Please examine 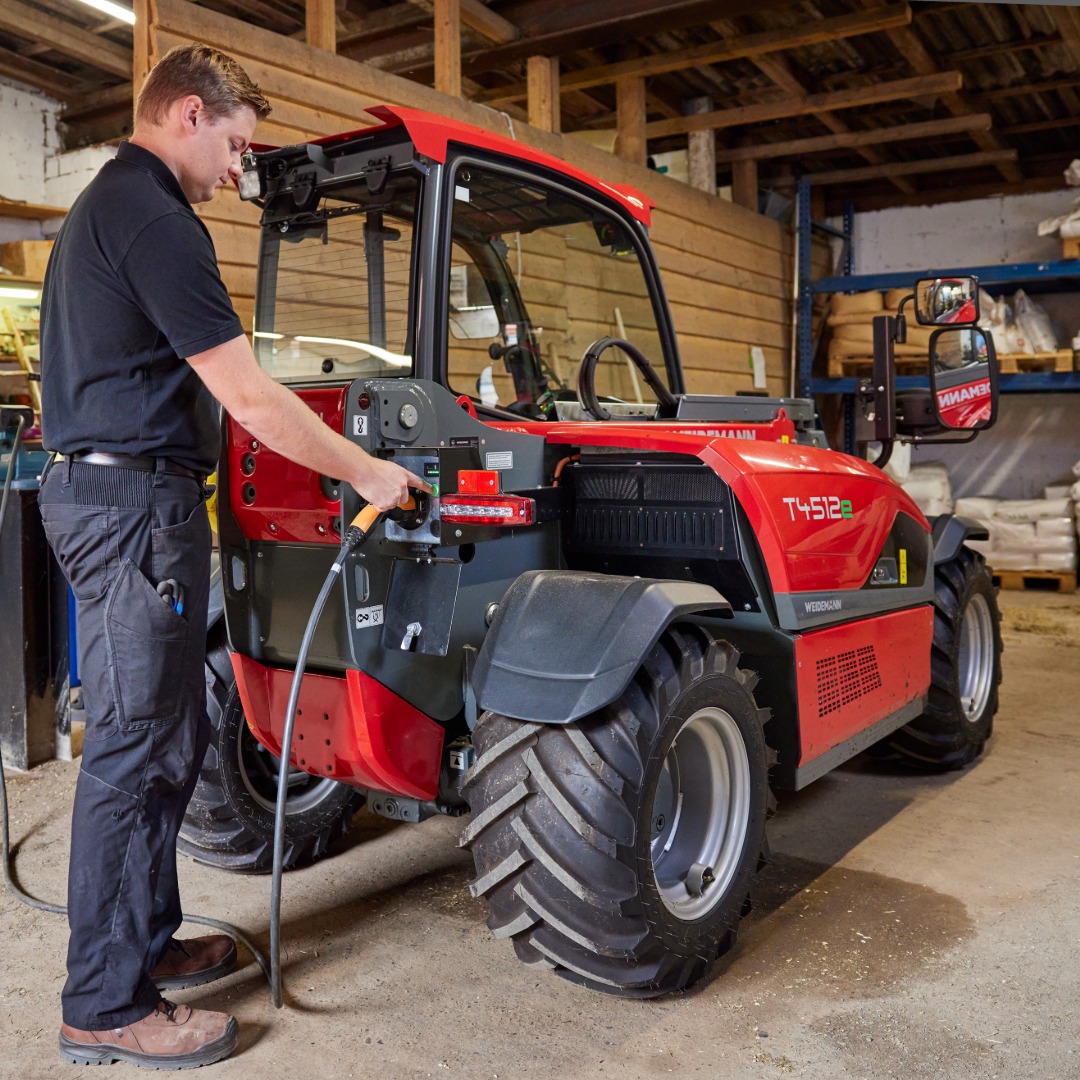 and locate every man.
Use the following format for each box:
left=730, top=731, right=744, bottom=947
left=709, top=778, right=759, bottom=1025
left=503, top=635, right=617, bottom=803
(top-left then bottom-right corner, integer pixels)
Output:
left=38, top=43, right=428, bottom=1069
